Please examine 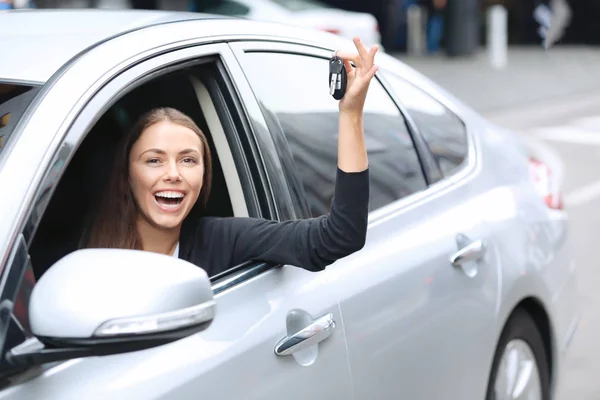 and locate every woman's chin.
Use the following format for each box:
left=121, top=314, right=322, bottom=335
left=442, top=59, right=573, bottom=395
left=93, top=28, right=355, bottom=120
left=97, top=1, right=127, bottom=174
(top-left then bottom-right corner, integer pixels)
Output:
left=148, top=215, right=185, bottom=231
